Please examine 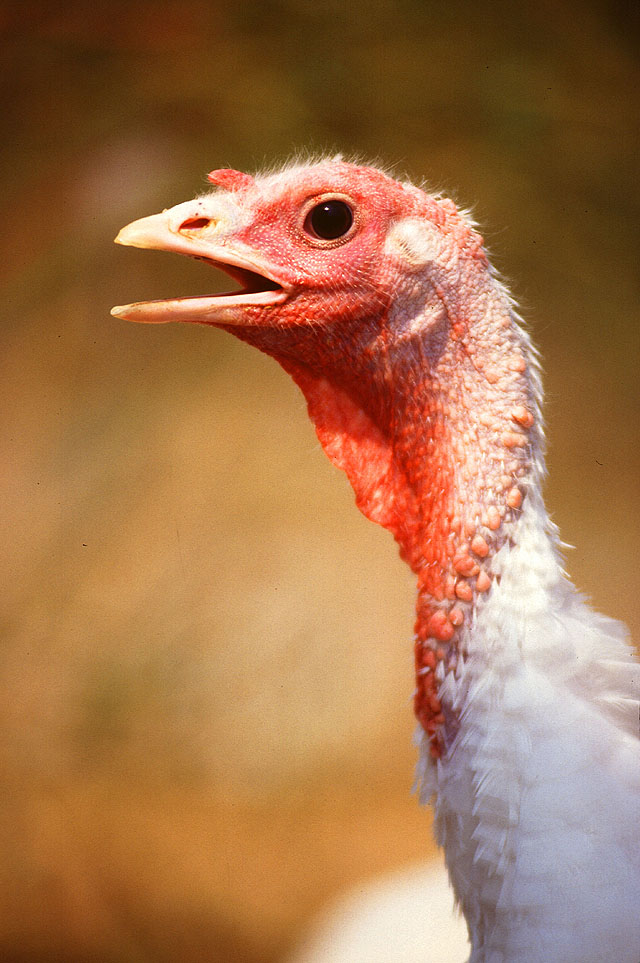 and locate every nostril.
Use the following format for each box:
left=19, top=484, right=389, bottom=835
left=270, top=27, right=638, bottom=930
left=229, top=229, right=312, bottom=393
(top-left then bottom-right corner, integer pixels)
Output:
left=179, top=216, right=211, bottom=232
